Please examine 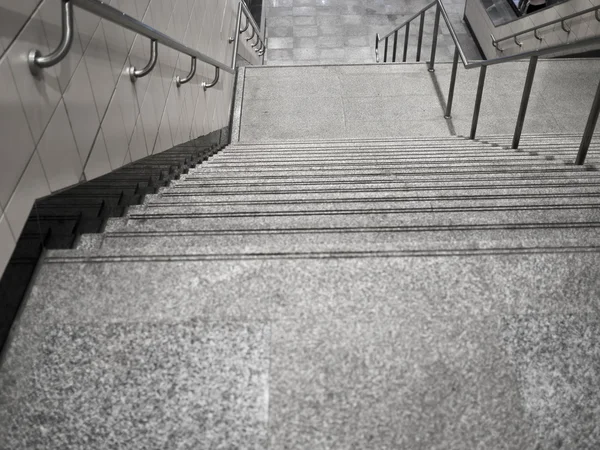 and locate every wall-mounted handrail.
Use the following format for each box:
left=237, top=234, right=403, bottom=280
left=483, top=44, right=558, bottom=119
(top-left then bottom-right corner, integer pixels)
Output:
left=70, top=0, right=235, bottom=74
left=239, top=1, right=265, bottom=49
left=493, top=3, right=600, bottom=48
left=376, top=0, right=600, bottom=164
left=29, top=0, right=268, bottom=89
